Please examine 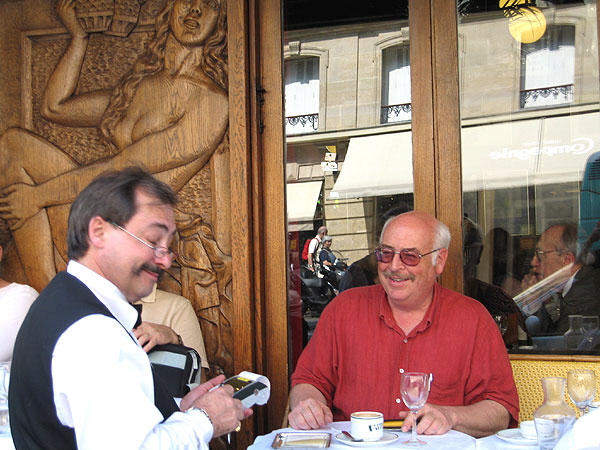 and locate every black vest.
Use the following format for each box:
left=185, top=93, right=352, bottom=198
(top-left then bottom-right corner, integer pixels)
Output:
left=9, top=272, right=179, bottom=450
